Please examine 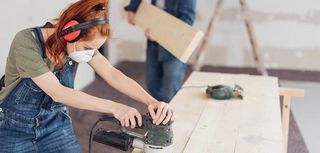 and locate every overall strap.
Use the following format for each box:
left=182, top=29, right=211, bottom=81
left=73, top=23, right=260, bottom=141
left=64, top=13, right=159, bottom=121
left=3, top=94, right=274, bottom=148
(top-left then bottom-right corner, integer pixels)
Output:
left=32, top=27, right=47, bottom=59
left=0, top=75, right=4, bottom=90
